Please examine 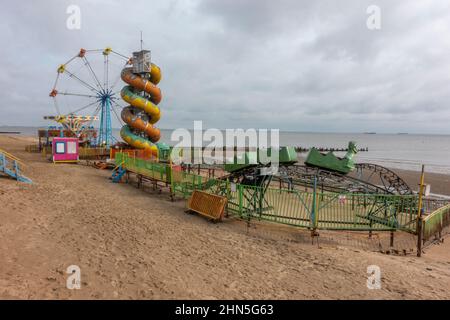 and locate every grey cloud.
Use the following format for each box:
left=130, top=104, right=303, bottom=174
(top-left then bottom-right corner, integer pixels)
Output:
left=0, top=0, right=449, bottom=134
